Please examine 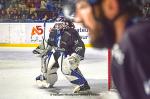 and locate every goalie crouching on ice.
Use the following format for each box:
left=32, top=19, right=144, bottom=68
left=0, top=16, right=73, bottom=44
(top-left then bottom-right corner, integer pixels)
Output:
left=32, top=17, right=90, bottom=93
